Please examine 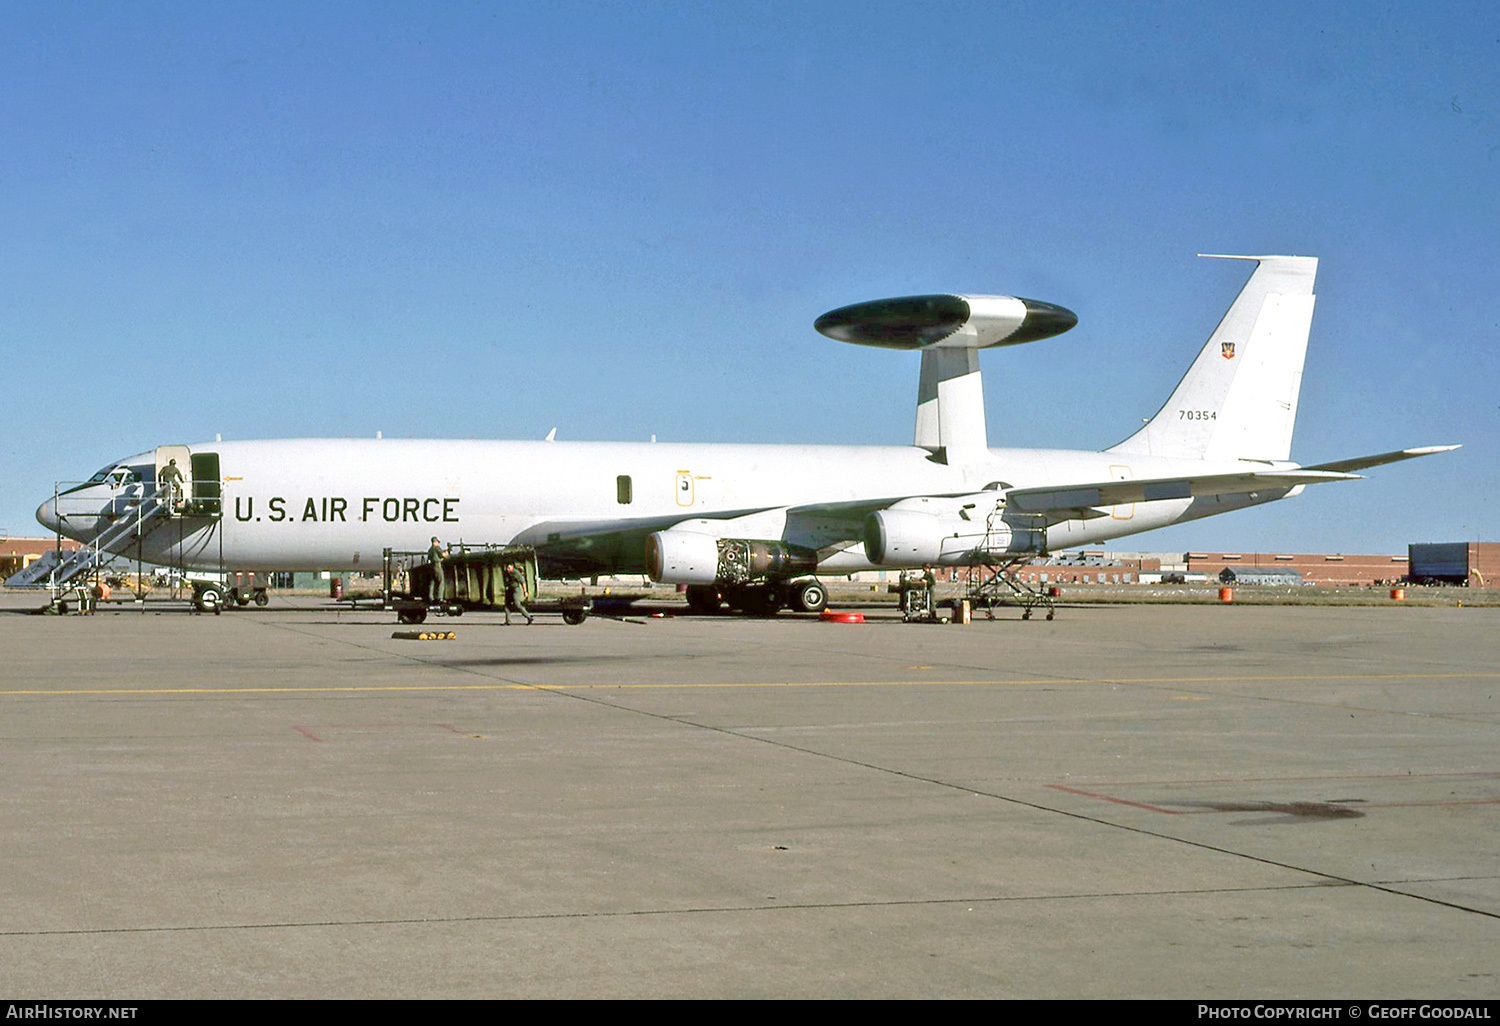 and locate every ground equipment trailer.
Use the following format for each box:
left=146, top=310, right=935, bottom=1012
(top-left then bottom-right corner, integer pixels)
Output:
left=384, top=546, right=592, bottom=626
